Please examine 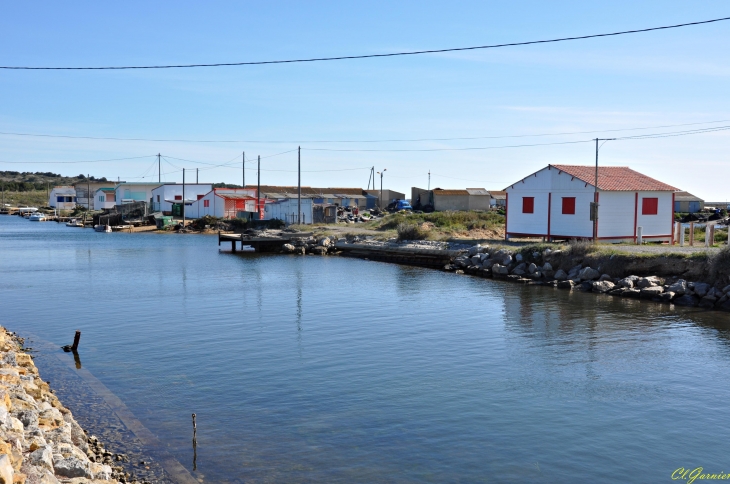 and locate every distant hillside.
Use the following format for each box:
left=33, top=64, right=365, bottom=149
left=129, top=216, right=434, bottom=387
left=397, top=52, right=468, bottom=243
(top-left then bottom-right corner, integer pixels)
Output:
left=0, top=171, right=109, bottom=192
